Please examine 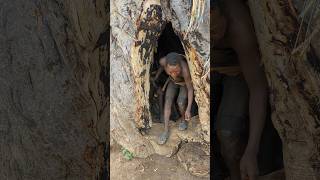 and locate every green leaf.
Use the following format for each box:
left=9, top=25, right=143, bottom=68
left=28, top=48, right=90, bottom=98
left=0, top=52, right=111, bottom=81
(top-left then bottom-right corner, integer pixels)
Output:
left=121, top=148, right=134, bottom=160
